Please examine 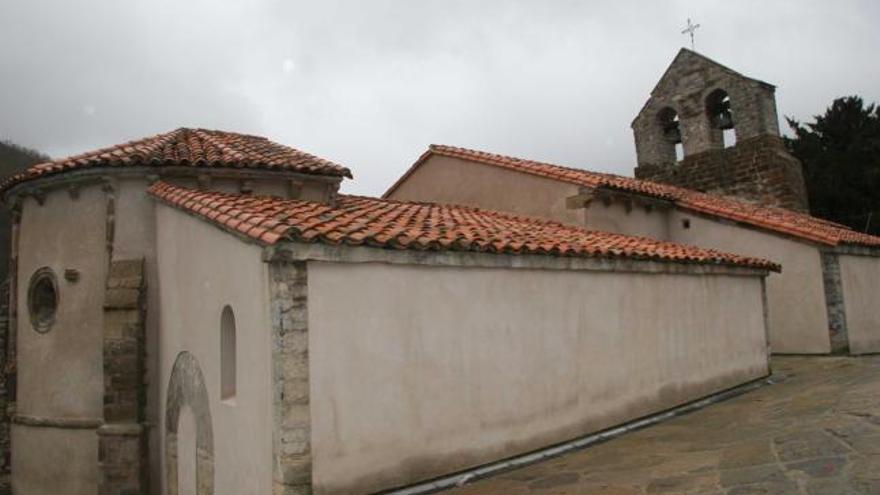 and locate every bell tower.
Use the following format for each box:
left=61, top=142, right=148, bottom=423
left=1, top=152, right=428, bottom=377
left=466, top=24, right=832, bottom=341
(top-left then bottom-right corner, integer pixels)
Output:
left=631, top=49, right=808, bottom=212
